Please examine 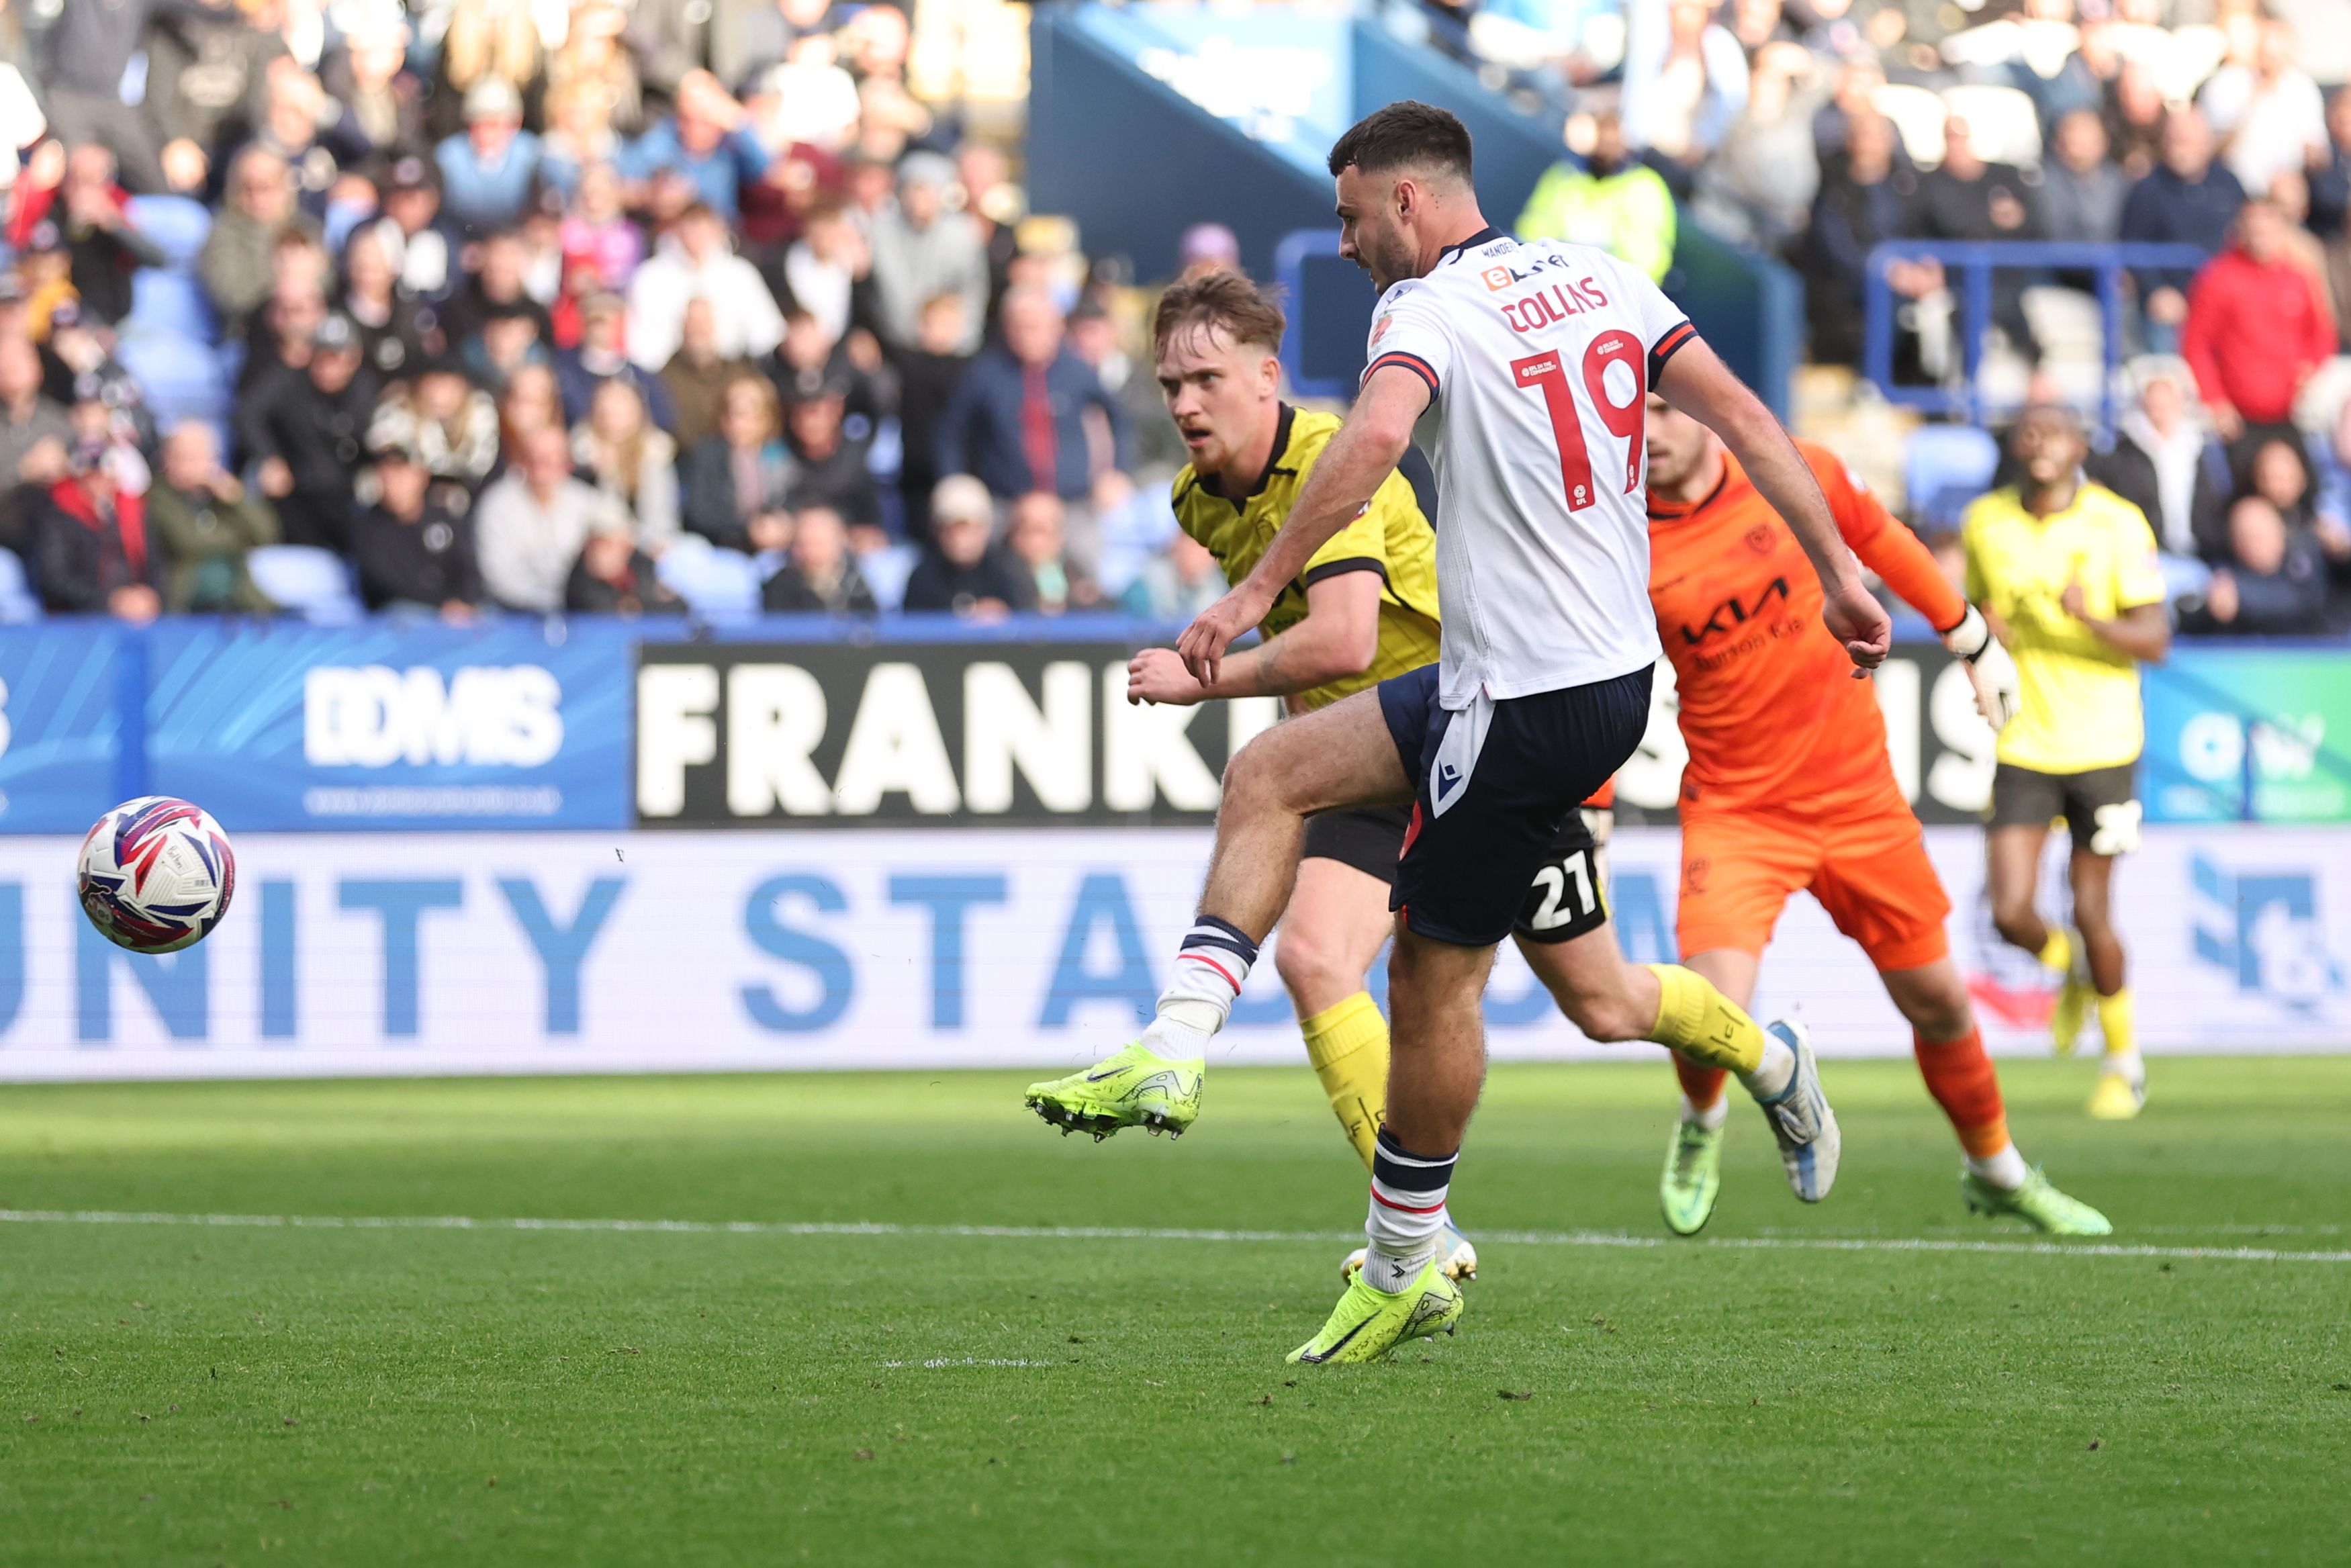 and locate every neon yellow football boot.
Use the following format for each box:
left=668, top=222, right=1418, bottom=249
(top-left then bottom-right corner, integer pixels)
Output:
left=1288, top=1257, right=1463, bottom=1365
left=2049, top=929, right=2094, bottom=1056
left=1660, top=1115, right=1726, bottom=1236
left=1023, top=1041, right=1203, bottom=1141
left=2086, top=1069, right=2146, bottom=1121
left=1961, top=1167, right=2113, bottom=1236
